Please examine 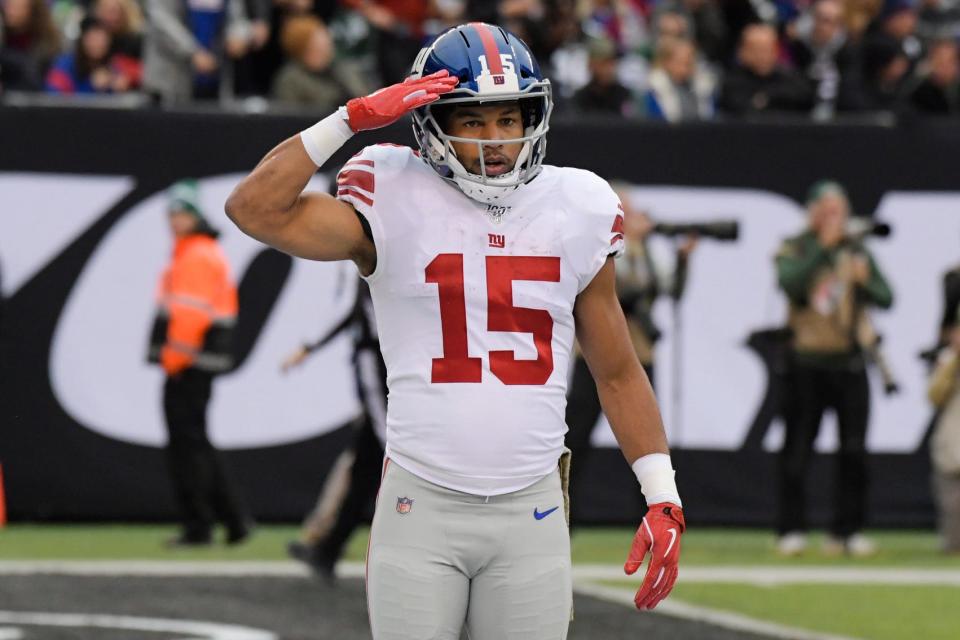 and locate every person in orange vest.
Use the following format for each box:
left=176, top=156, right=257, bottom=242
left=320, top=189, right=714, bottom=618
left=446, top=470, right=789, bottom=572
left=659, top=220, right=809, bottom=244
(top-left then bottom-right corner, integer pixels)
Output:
left=149, top=179, right=250, bottom=547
